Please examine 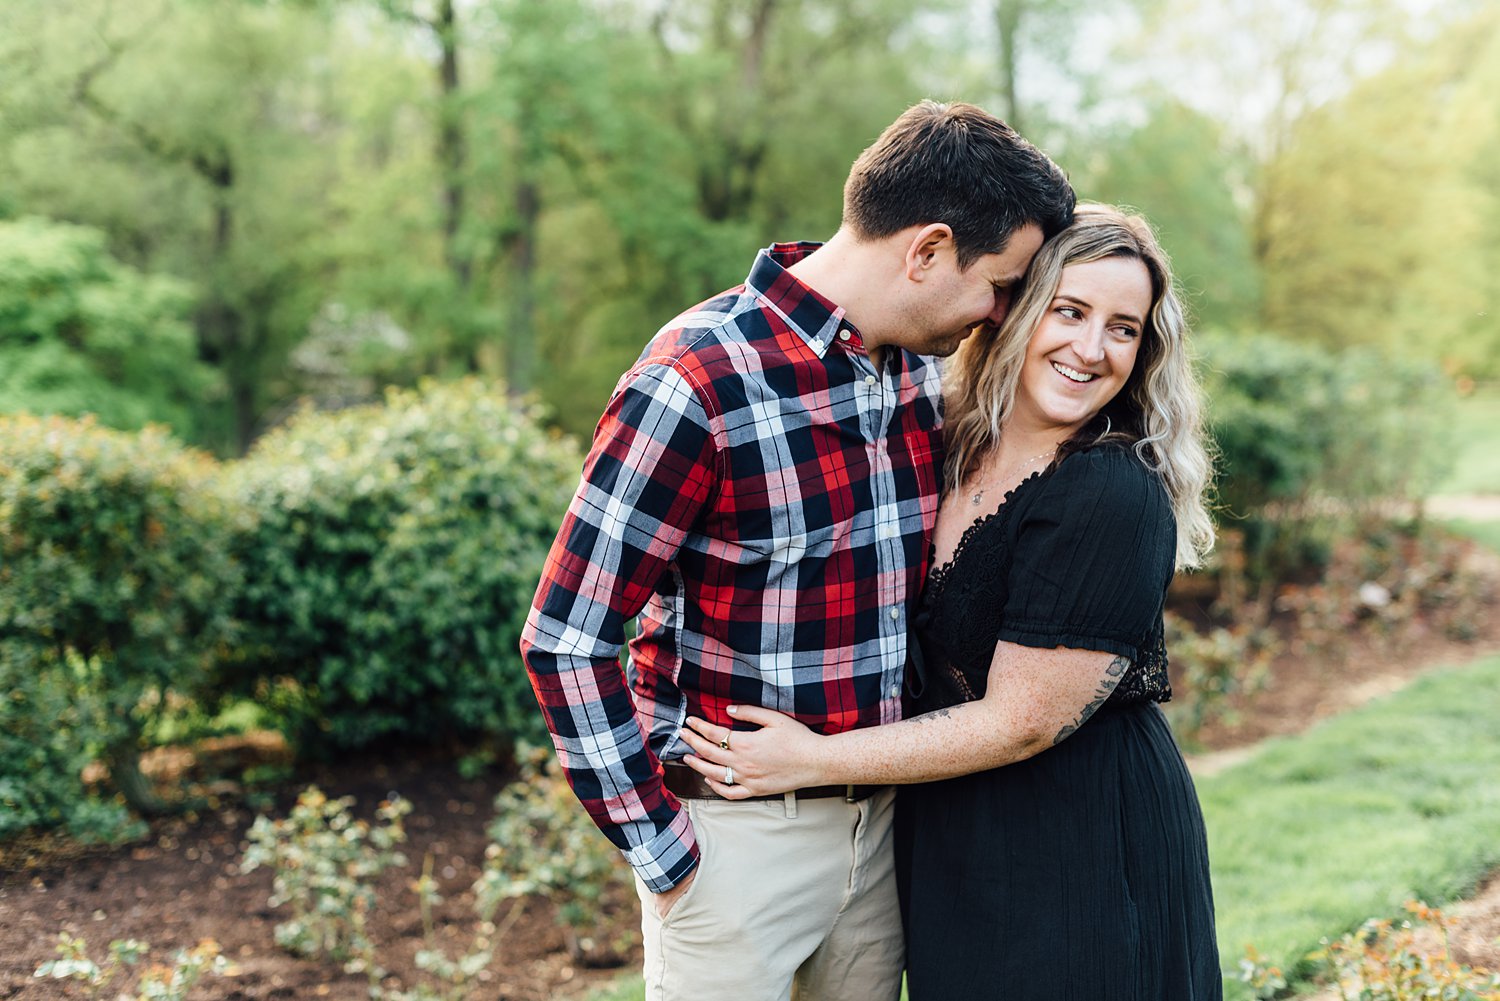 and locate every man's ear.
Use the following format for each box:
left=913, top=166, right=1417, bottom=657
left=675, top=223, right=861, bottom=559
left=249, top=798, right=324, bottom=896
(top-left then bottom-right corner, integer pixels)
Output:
left=904, top=223, right=955, bottom=281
